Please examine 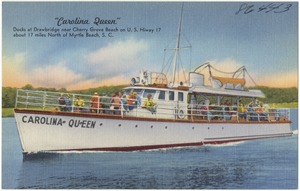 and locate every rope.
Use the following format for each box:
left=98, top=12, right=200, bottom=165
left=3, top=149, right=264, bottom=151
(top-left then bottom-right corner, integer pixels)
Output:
left=245, top=69, right=258, bottom=86
left=210, top=65, right=236, bottom=75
